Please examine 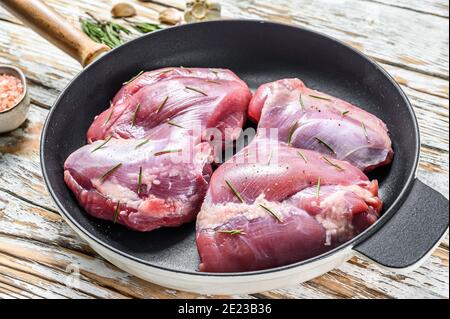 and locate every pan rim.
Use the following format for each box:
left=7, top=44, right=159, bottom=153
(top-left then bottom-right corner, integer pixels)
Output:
left=40, top=19, right=420, bottom=277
